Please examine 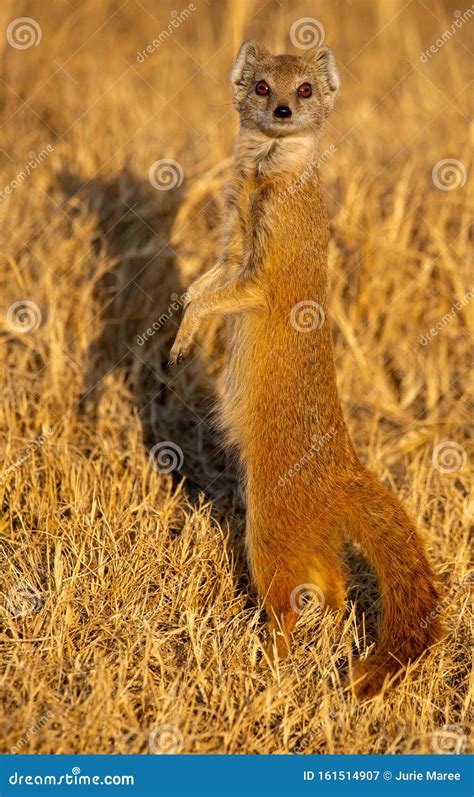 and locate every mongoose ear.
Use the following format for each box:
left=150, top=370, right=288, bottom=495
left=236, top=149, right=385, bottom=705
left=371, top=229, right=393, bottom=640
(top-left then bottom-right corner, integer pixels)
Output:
left=230, top=40, right=270, bottom=107
left=306, top=45, right=341, bottom=113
